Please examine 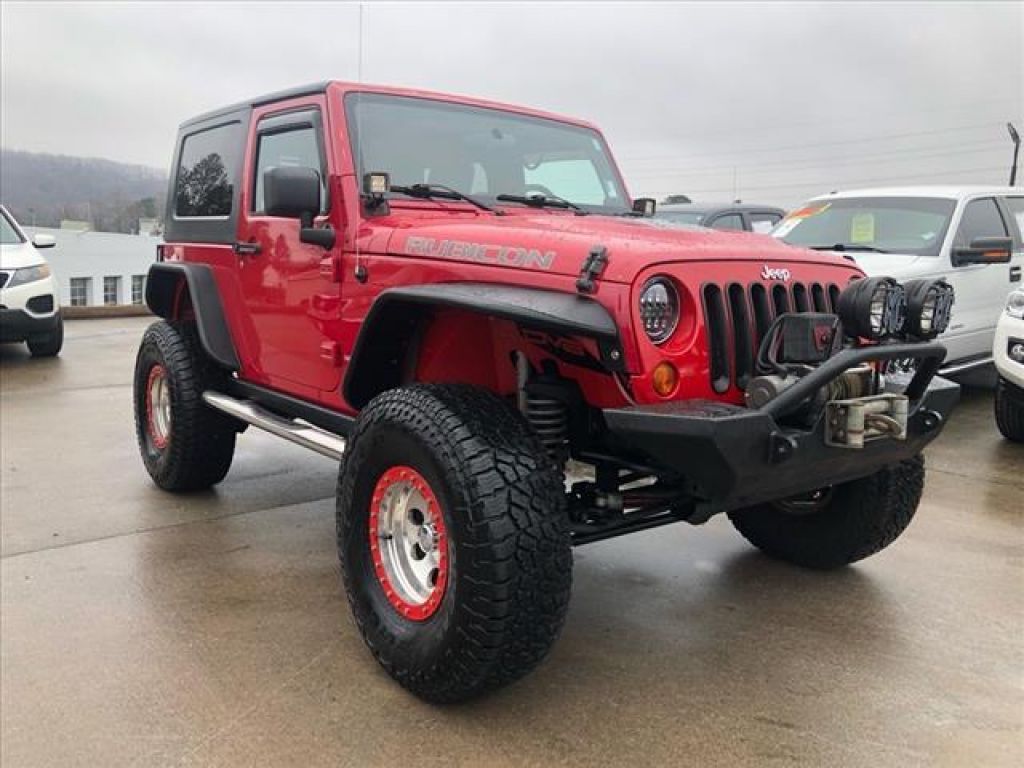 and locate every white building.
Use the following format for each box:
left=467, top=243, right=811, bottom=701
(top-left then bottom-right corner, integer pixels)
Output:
left=24, top=227, right=160, bottom=307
